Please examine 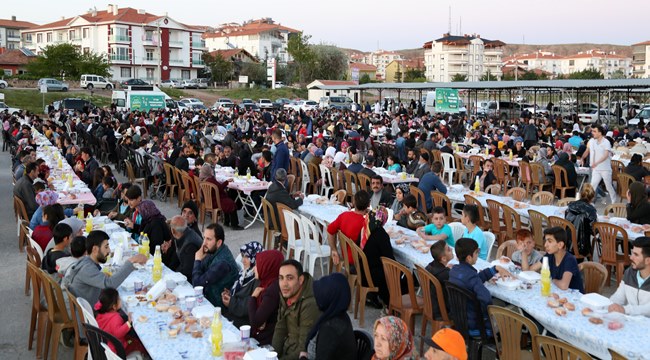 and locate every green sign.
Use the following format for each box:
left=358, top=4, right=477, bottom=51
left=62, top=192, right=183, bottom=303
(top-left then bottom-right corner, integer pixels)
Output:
left=435, top=89, right=460, bottom=113
left=129, top=94, right=165, bottom=111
